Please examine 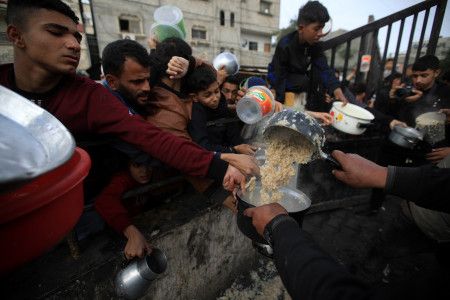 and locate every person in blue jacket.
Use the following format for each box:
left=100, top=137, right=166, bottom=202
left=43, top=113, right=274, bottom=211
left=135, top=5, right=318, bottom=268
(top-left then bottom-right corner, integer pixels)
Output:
left=267, top=1, right=348, bottom=105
